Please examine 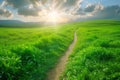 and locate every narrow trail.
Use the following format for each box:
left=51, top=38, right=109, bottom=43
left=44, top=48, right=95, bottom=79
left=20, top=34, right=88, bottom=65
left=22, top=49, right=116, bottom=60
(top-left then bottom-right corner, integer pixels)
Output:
left=46, top=32, right=77, bottom=80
